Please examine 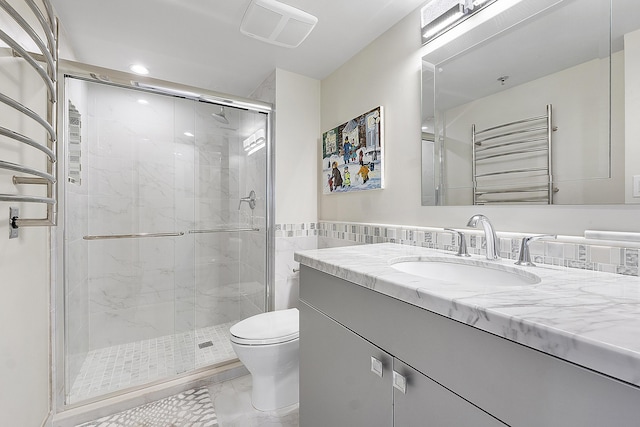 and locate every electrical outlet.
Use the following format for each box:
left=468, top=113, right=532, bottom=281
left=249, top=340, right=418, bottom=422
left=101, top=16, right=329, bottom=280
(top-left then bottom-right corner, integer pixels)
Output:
left=9, top=207, right=19, bottom=239
left=634, top=176, right=640, bottom=198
